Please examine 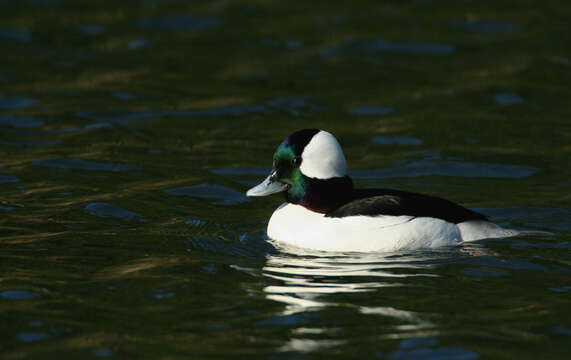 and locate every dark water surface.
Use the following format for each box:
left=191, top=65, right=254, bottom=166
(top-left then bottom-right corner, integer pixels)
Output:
left=1, top=0, right=570, bottom=358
